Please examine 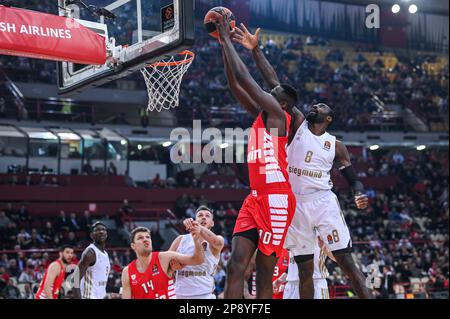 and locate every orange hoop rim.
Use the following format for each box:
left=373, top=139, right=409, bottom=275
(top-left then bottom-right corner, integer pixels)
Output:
left=146, top=50, right=195, bottom=68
